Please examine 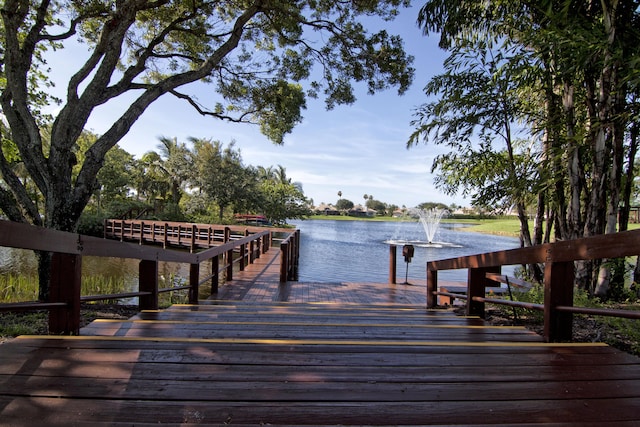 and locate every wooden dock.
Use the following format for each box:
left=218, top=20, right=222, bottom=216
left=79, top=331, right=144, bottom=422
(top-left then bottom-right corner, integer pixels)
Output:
left=1, top=248, right=640, bottom=425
